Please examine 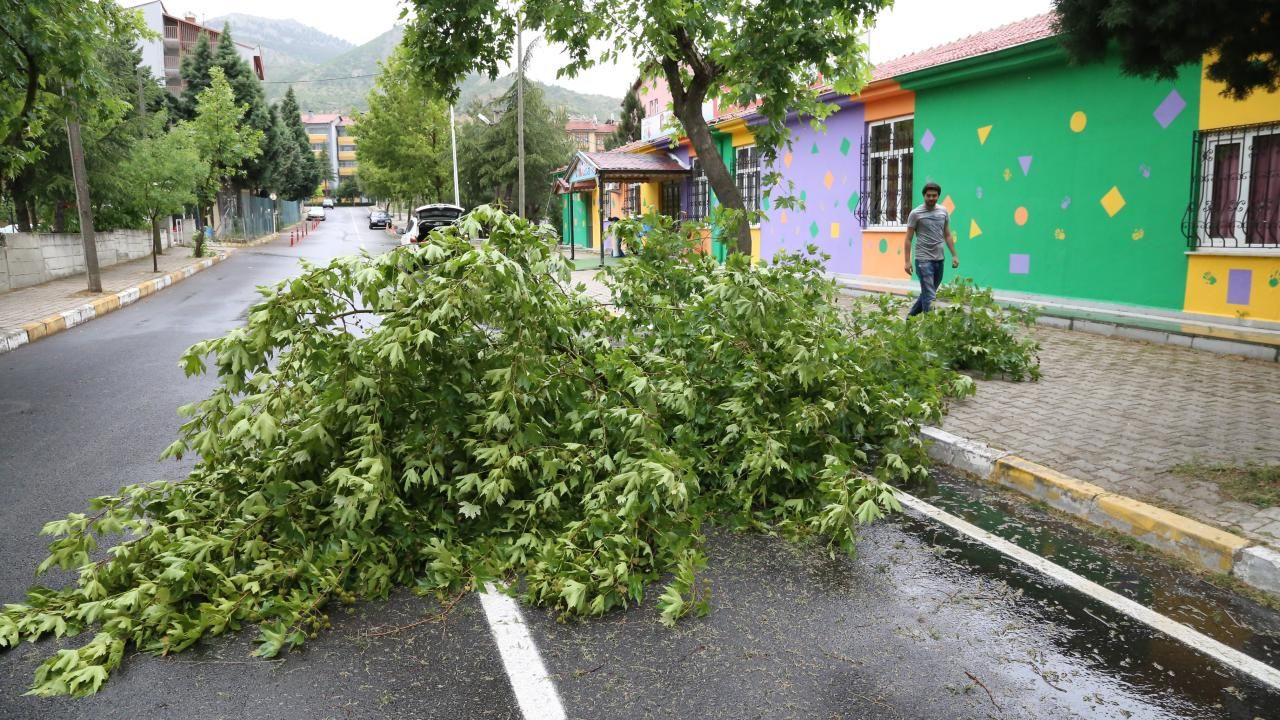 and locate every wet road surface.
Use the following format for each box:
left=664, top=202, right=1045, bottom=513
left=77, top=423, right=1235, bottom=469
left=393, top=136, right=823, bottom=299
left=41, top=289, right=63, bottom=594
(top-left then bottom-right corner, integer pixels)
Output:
left=2, top=212, right=1278, bottom=718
